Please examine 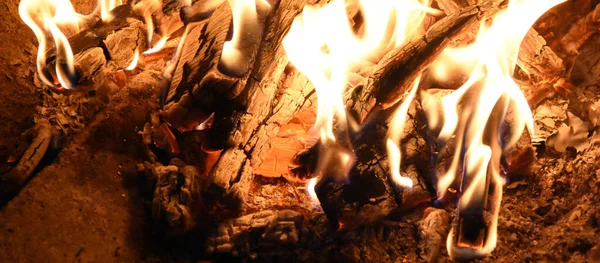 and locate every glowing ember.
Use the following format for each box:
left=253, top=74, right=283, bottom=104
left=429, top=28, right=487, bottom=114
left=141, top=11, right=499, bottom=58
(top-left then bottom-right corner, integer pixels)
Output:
left=424, top=0, right=565, bottom=260
left=283, top=0, right=434, bottom=202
